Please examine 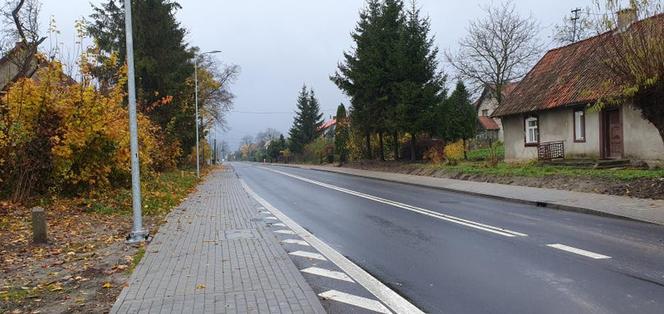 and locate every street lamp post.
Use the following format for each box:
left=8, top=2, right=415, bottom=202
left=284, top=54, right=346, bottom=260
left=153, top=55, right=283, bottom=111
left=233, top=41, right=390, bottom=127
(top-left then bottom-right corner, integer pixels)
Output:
left=194, top=50, right=221, bottom=178
left=124, top=0, right=147, bottom=244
